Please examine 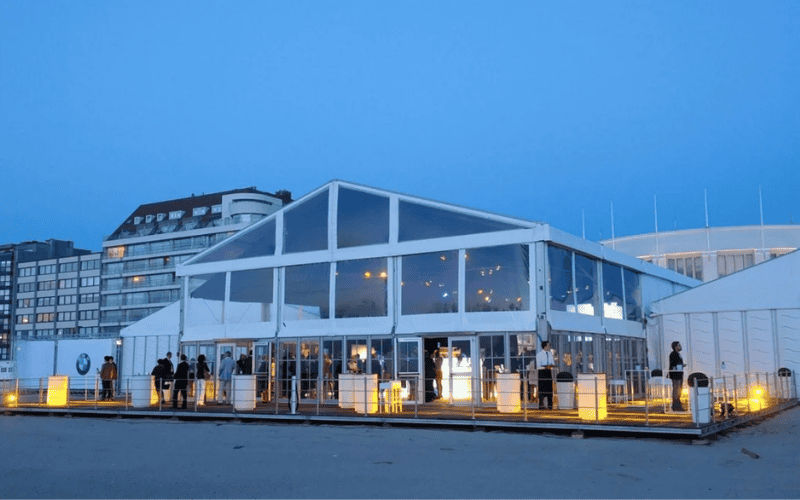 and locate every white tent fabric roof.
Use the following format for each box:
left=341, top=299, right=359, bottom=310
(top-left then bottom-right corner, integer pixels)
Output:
left=650, top=250, right=800, bottom=315
left=120, top=301, right=180, bottom=338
